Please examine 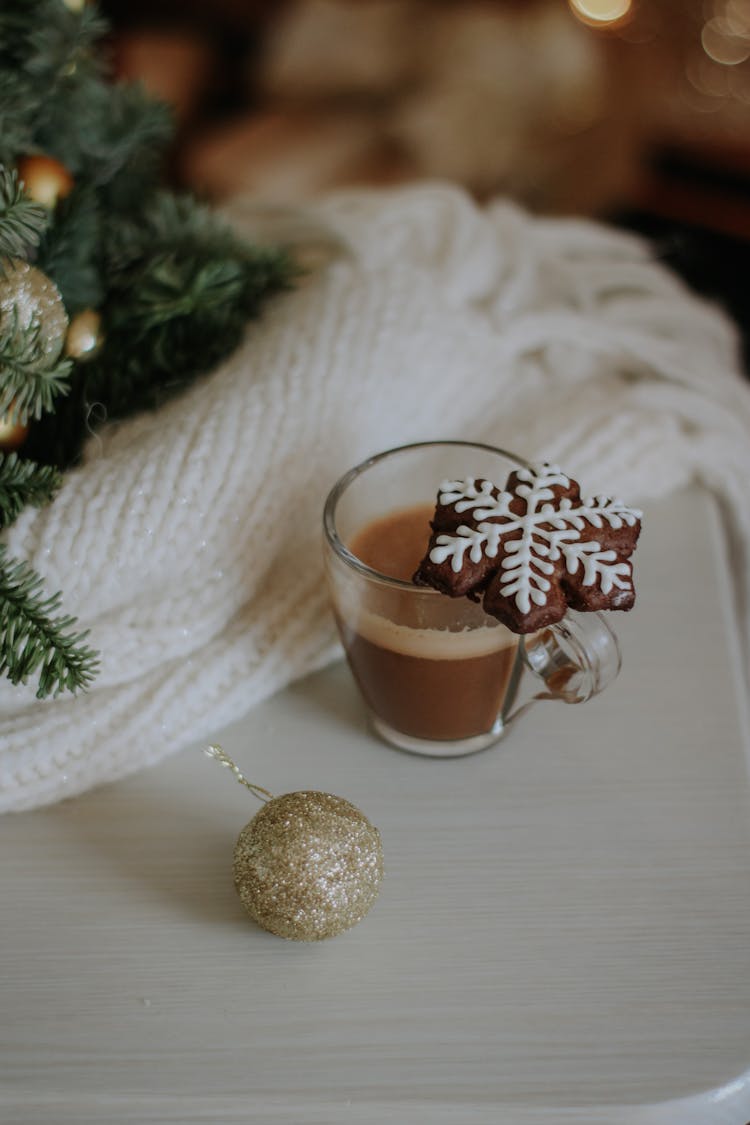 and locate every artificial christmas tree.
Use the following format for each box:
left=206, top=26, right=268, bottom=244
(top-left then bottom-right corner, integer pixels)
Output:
left=0, top=0, right=292, bottom=698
